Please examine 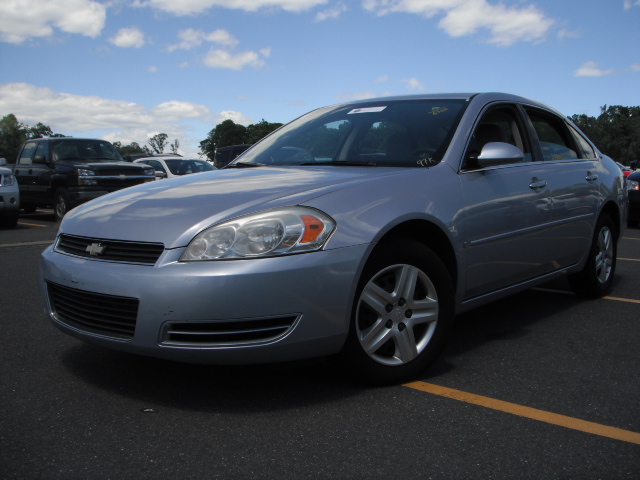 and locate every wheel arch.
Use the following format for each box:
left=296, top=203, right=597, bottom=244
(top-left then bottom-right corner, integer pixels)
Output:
left=599, top=200, right=622, bottom=240
left=368, top=219, right=459, bottom=292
